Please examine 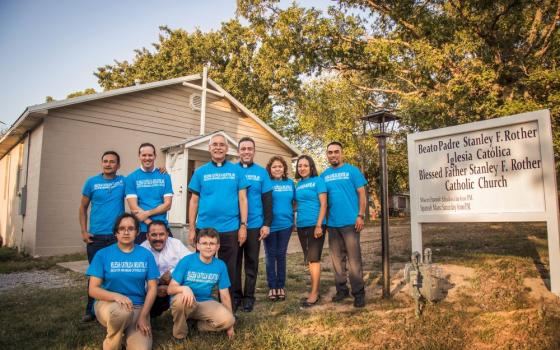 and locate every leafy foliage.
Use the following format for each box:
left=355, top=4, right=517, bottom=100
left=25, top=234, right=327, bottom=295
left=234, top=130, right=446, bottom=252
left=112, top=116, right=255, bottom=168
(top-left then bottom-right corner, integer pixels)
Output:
left=92, top=1, right=560, bottom=193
